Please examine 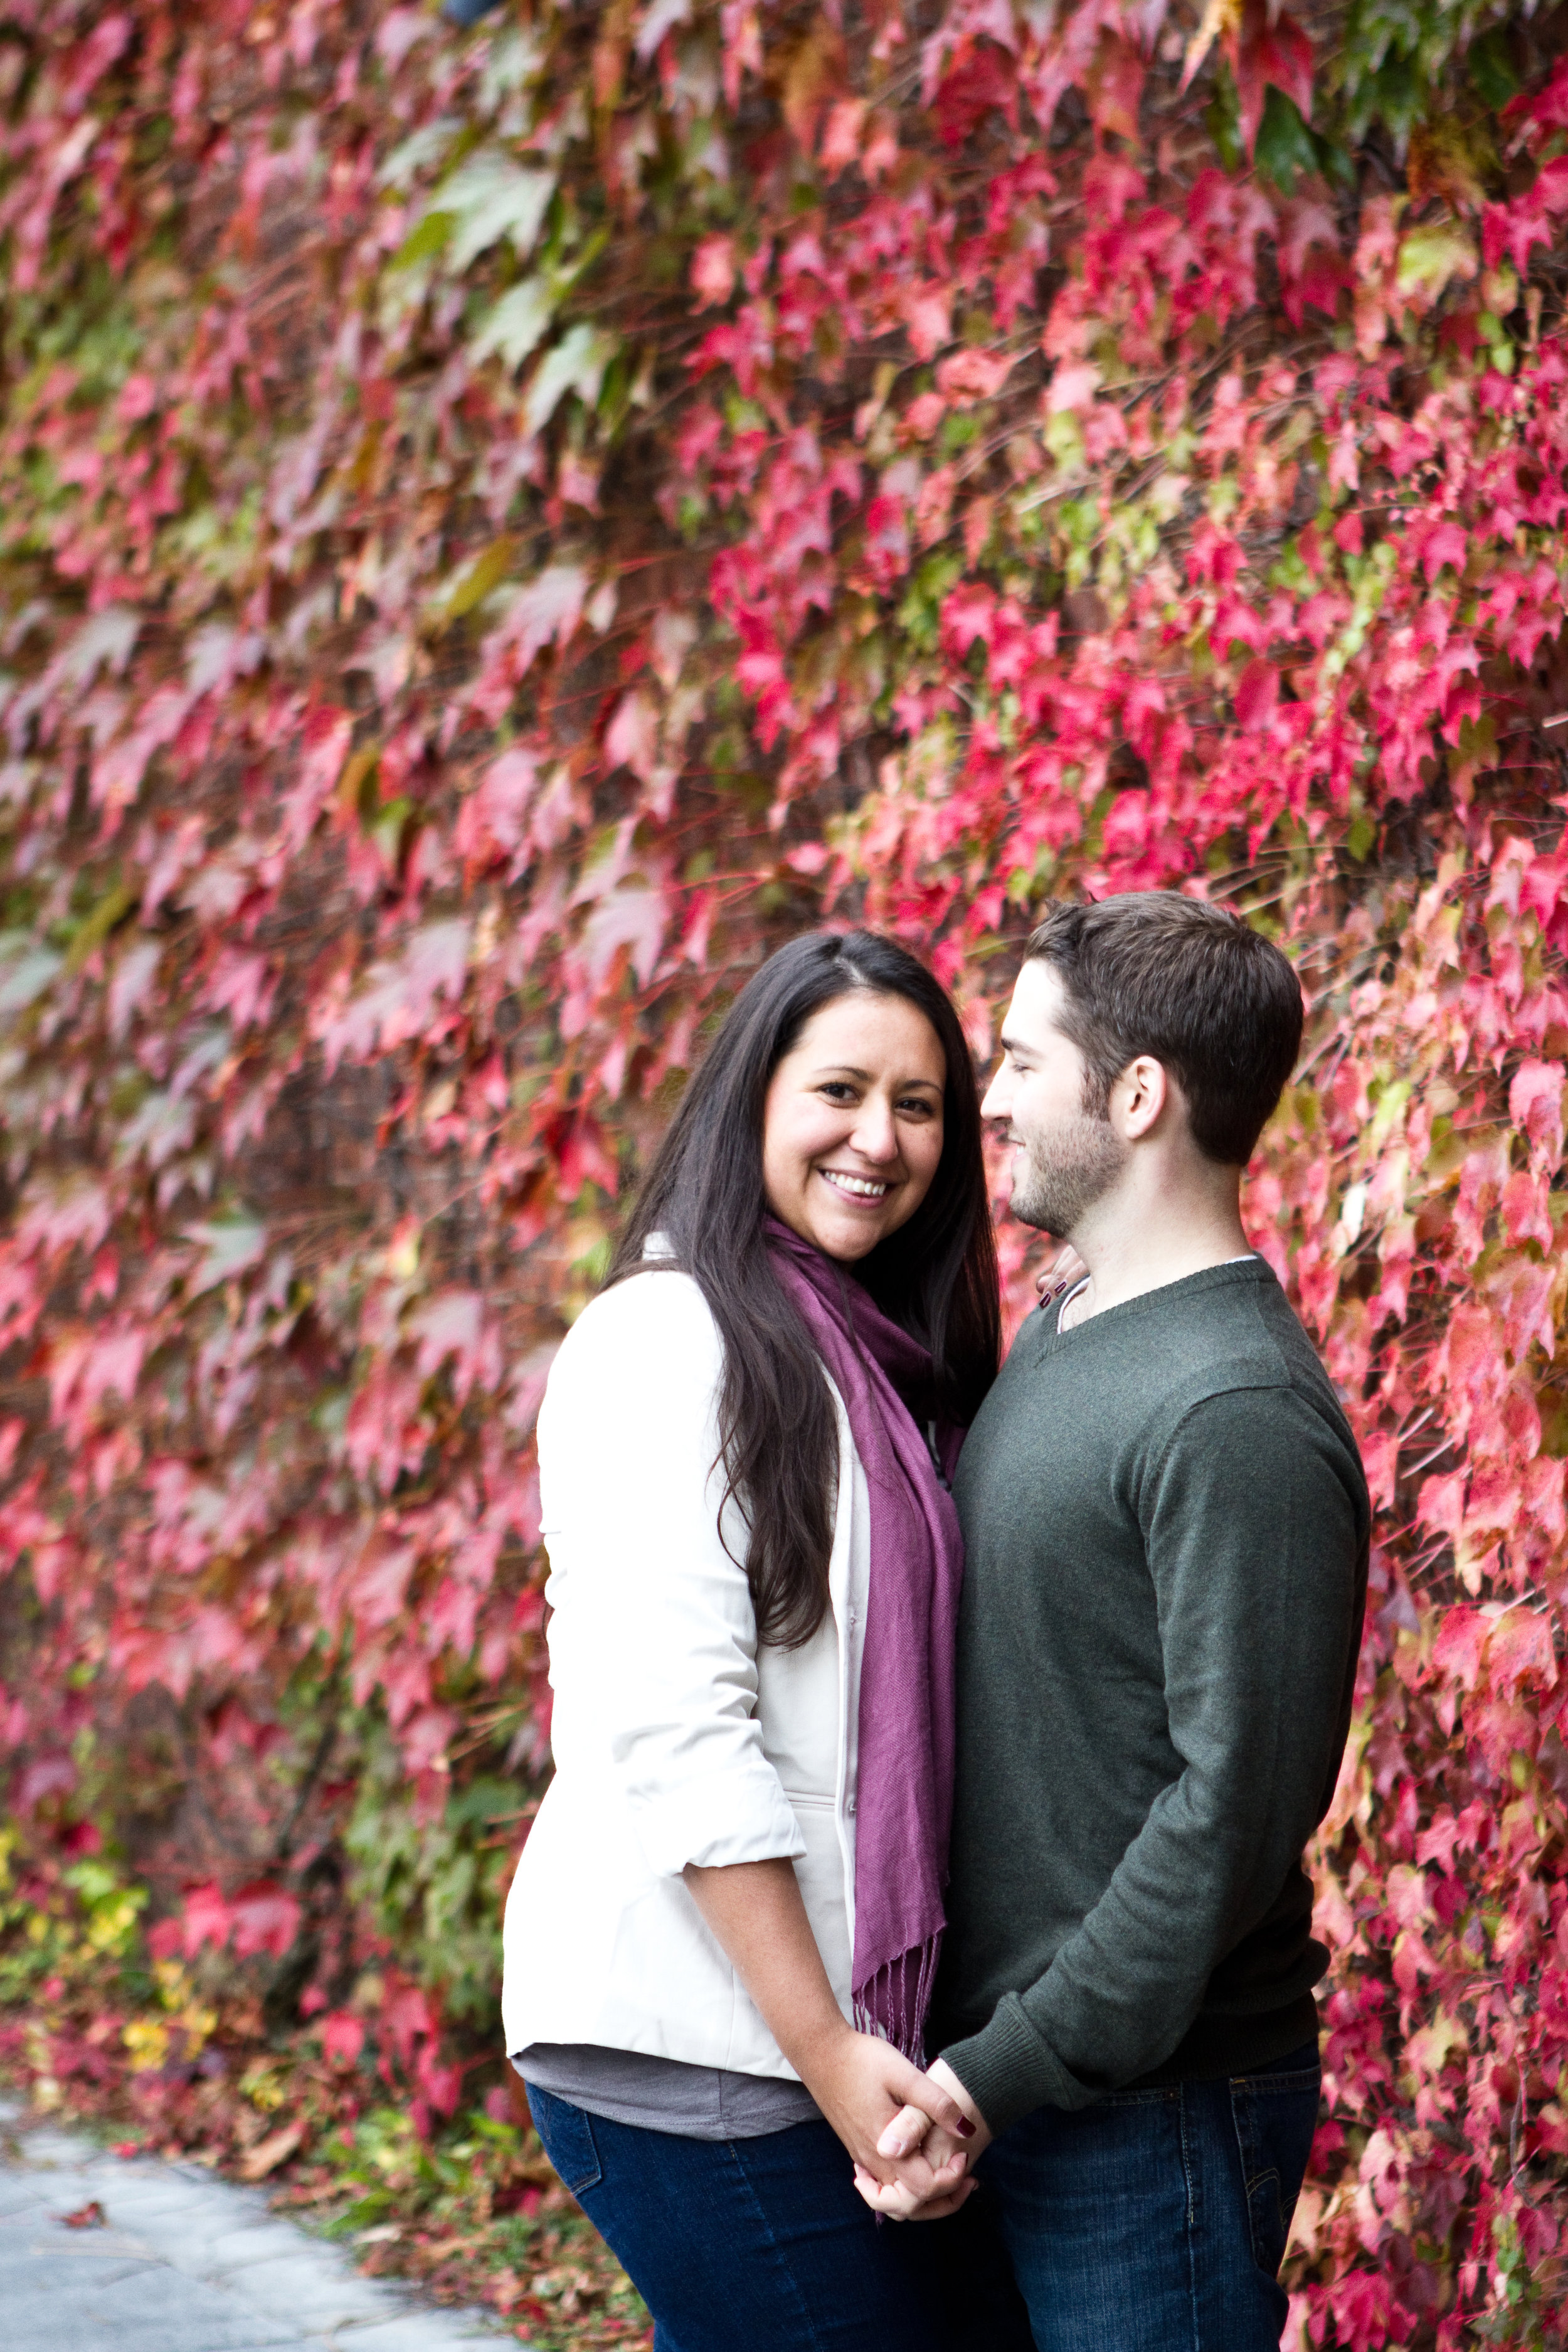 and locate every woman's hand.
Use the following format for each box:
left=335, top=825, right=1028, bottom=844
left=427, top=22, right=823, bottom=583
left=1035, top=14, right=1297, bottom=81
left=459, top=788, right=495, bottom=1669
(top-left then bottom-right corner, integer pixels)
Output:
left=1036, top=1241, right=1088, bottom=1308
left=803, top=2025, right=976, bottom=2205
left=682, top=1858, right=975, bottom=2201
